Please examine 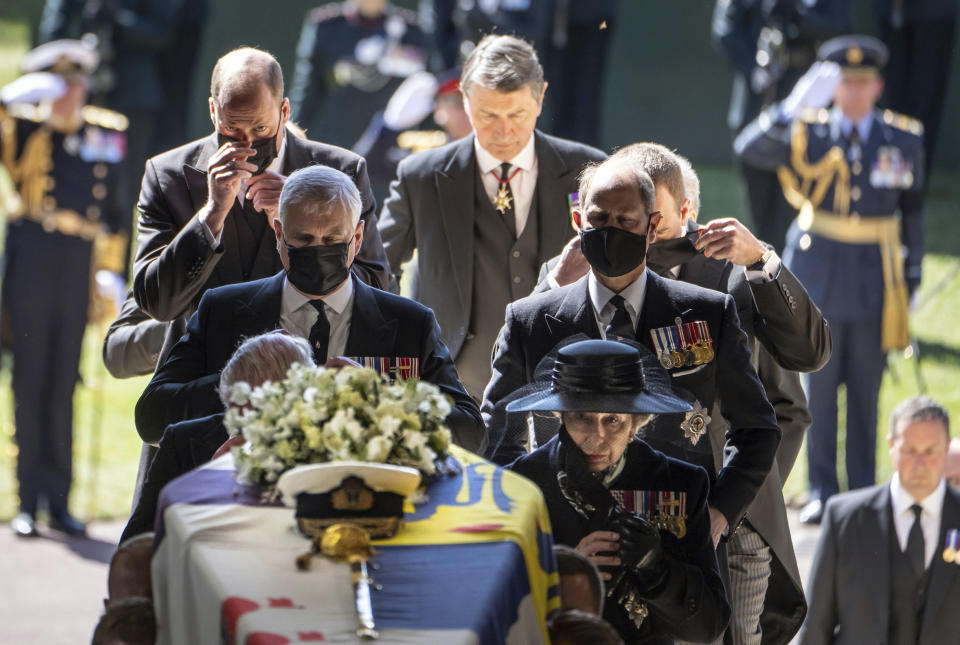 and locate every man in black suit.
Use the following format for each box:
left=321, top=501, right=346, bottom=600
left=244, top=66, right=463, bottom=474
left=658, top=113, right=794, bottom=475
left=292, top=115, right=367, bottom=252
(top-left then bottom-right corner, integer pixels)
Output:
left=800, top=396, right=960, bottom=645
left=378, top=34, right=606, bottom=399
left=136, top=165, right=481, bottom=450
left=121, top=332, right=315, bottom=543
left=482, top=155, right=780, bottom=553
left=131, top=46, right=394, bottom=368
left=533, top=144, right=830, bottom=644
